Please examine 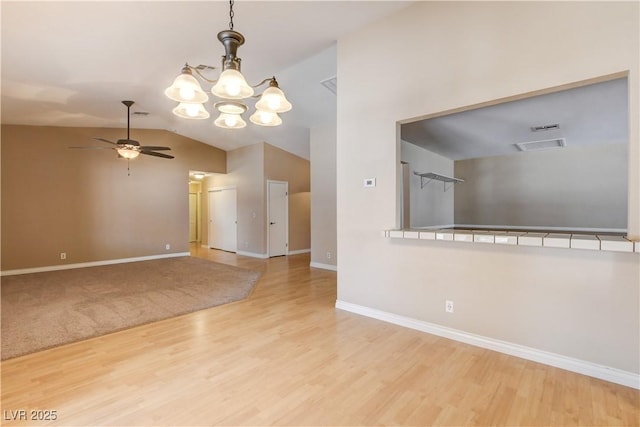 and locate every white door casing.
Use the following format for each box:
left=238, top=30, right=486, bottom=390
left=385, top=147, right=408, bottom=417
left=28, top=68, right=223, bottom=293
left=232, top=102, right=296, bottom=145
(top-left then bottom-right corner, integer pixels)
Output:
left=267, top=180, right=288, bottom=257
left=208, top=187, right=237, bottom=253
